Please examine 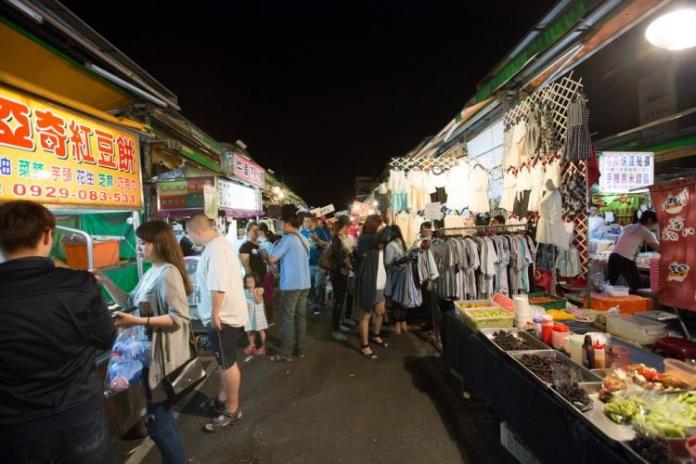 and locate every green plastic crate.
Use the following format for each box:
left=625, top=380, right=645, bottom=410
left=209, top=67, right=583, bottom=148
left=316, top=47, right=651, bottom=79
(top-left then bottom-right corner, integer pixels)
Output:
left=528, top=292, right=567, bottom=310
